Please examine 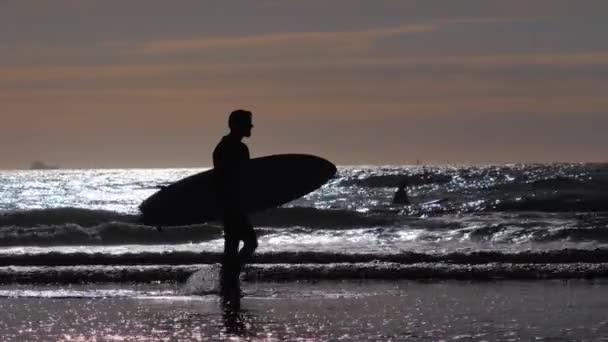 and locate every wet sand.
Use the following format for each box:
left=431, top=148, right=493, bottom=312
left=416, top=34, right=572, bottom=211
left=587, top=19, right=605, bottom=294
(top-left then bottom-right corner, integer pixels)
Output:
left=0, top=280, right=607, bottom=341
